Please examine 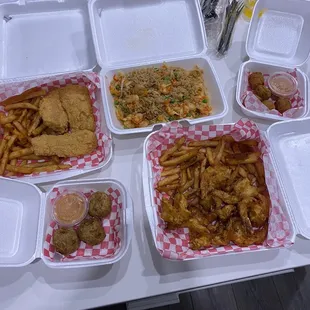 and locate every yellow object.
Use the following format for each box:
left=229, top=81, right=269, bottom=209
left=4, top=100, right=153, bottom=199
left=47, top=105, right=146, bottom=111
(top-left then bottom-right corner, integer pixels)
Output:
left=243, top=0, right=257, bottom=20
